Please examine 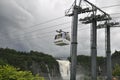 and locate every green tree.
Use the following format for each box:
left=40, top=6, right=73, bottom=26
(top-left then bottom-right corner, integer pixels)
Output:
left=112, top=64, right=120, bottom=76
left=0, top=65, right=44, bottom=80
